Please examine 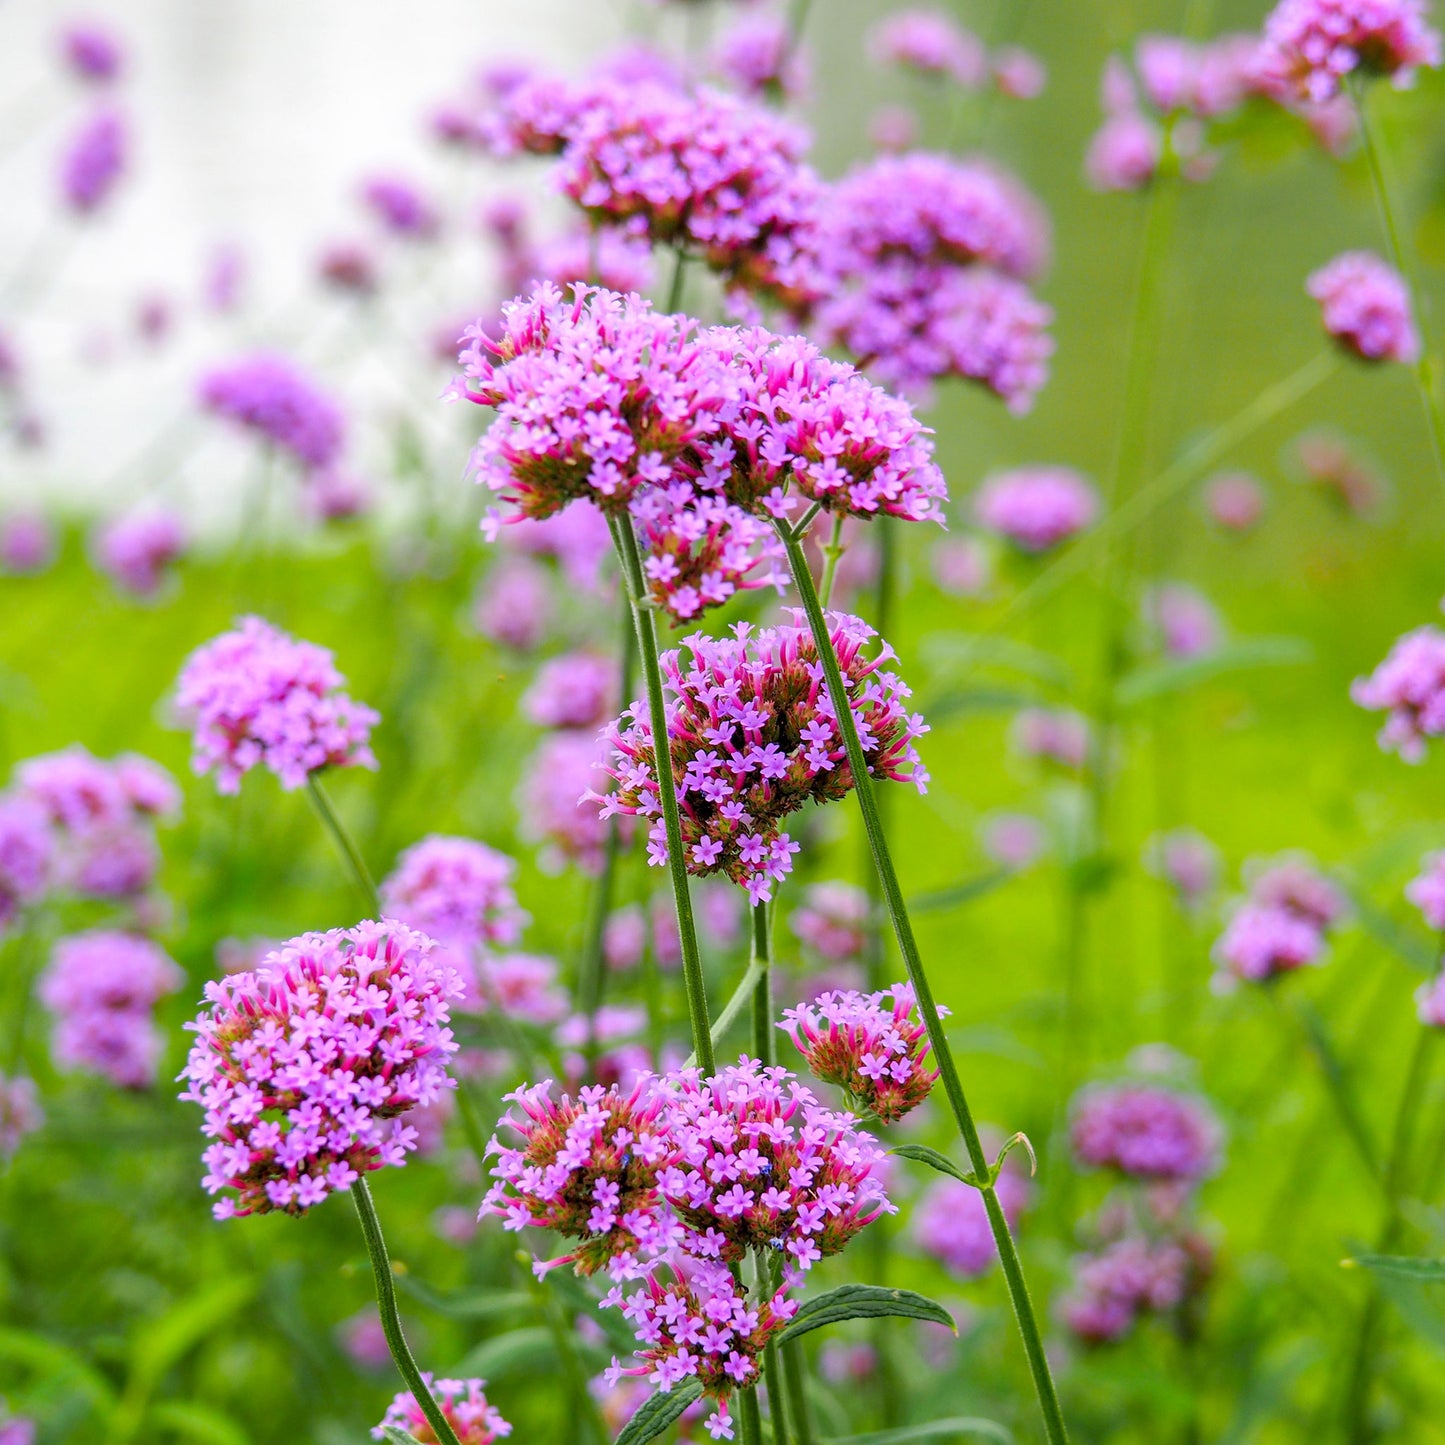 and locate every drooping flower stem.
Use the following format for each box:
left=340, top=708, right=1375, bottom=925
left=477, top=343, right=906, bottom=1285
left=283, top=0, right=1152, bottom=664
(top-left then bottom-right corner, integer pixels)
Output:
left=774, top=517, right=1071, bottom=1445
left=1352, top=79, right=1445, bottom=496
left=305, top=772, right=380, bottom=914
left=350, top=1177, right=464, bottom=1445
left=608, top=514, right=715, bottom=1074
left=577, top=601, right=637, bottom=1068
left=1341, top=1024, right=1437, bottom=1441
